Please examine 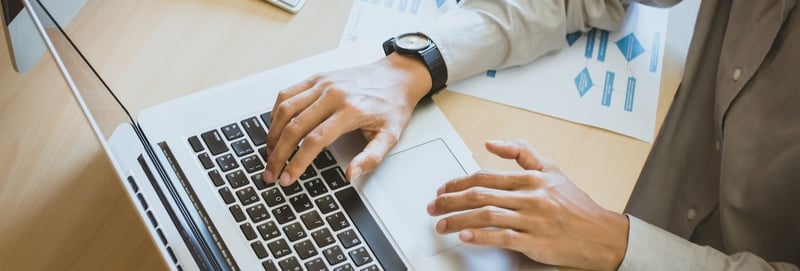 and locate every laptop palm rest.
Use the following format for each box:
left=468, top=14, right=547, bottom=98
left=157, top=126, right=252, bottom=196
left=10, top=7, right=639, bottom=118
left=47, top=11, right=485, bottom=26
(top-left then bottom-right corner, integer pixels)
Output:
left=359, top=139, right=516, bottom=271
